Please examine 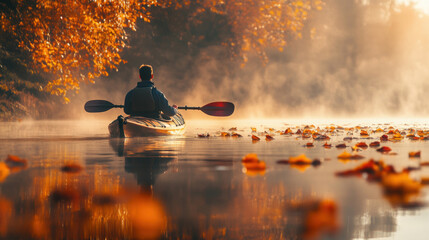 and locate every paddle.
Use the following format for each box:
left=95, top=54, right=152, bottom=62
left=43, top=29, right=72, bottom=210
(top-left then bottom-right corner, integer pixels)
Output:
left=84, top=100, right=234, bottom=117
